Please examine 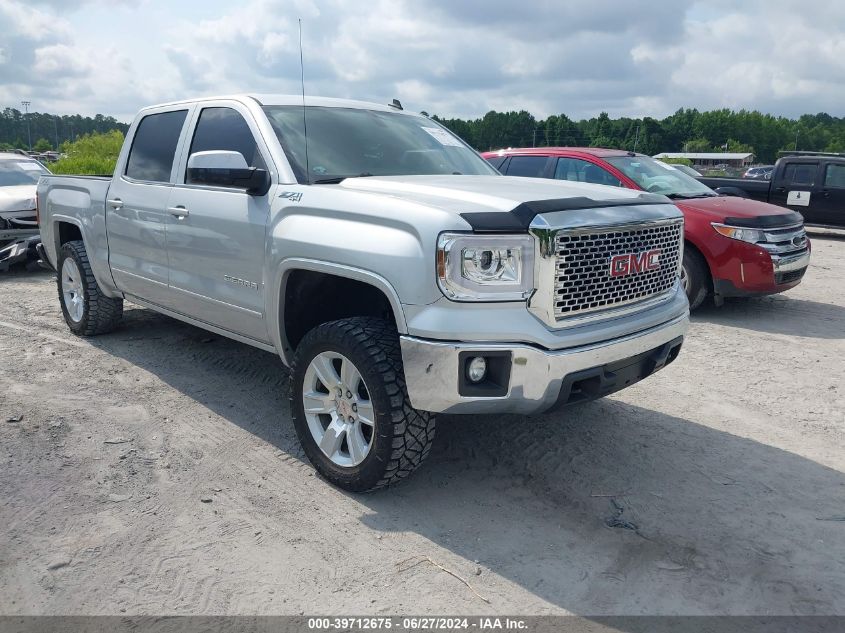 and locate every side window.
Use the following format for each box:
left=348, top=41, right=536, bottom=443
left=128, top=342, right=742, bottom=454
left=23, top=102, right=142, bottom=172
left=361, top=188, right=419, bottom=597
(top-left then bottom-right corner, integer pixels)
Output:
left=823, top=163, right=845, bottom=188
left=485, top=156, right=507, bottom=170
left=125, top=110, right=188, bottom=182
left=554, top=157, right=622, bottom=187
left=505, top=156, right=548, bottom=177
left=186, top=107, right=265, bottom=184
left=782, top=162, right=818, bottom=186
